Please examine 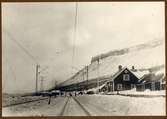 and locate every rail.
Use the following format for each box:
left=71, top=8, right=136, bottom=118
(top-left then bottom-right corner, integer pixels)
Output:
left=59, top=96, right=91, bottom=116
left=3, top=97, right=48, bottom=108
